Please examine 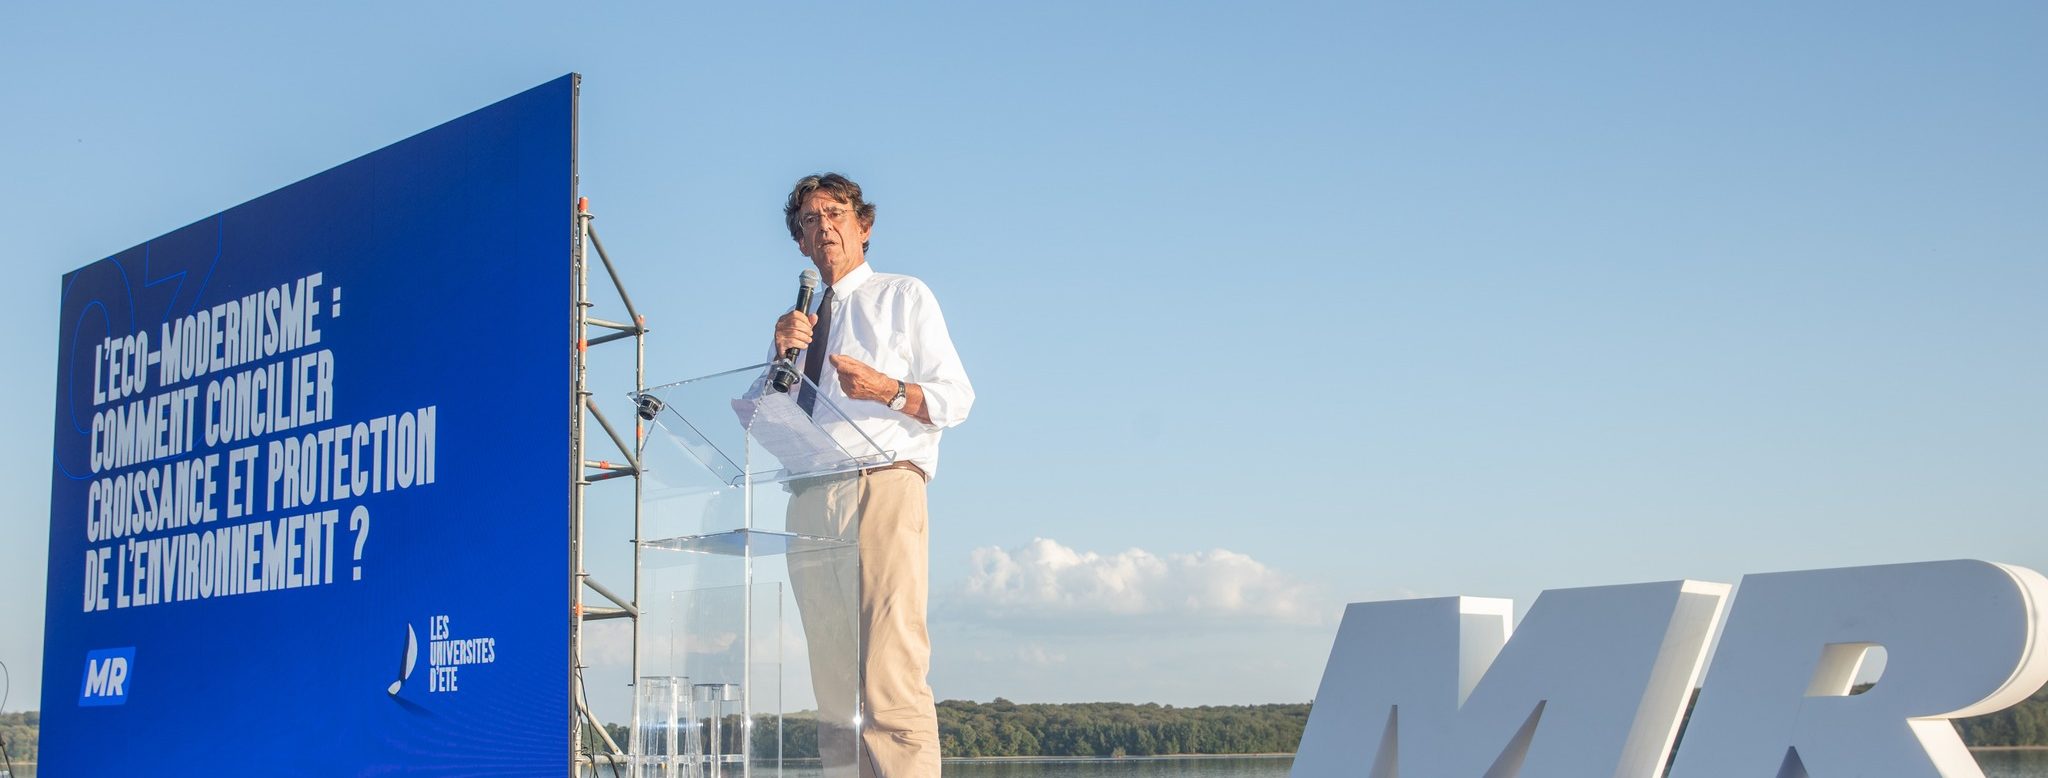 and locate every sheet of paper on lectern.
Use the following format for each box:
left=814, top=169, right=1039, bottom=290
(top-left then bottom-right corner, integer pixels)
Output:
left=745, top=390, right=848, bottom=475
